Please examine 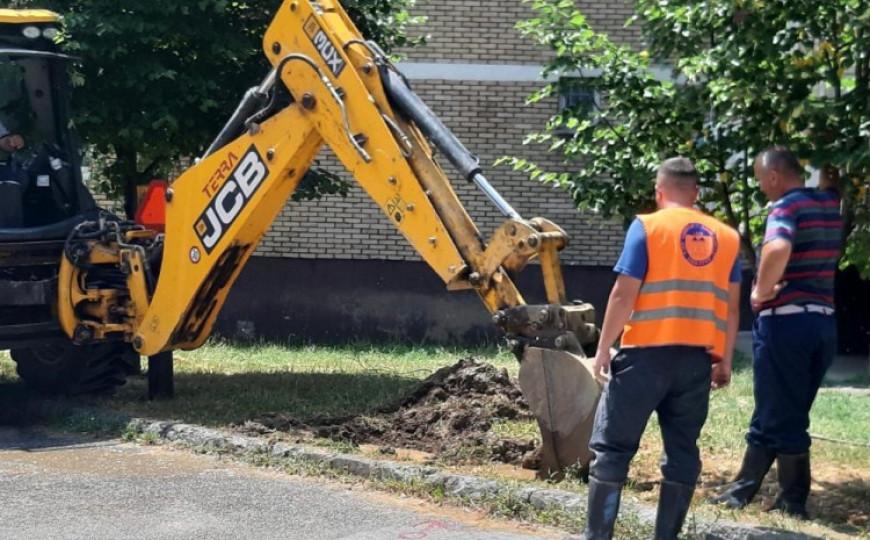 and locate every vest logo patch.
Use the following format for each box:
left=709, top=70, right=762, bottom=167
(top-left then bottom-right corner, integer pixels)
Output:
left=681, top=223, right=718, bottom=267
